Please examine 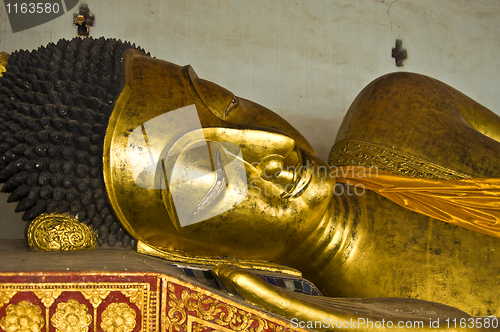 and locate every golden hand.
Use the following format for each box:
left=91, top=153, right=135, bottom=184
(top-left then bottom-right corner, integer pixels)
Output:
left=214, top=264, right=487, bottom=332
